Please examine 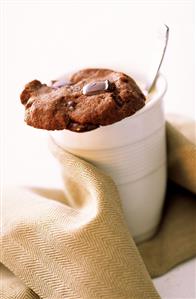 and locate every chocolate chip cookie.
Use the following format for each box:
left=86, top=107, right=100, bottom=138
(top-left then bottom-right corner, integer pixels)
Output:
left=20, top=68, right=146, bottom=132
